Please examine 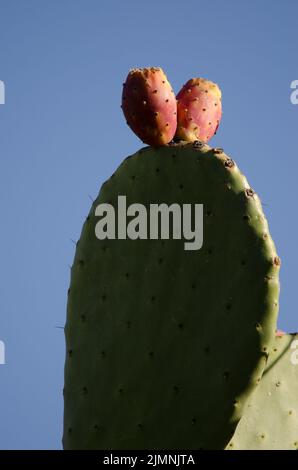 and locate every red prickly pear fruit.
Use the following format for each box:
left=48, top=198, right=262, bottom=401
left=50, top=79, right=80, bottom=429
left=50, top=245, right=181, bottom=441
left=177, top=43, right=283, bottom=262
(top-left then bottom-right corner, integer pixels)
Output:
left=121, top=67, right=177, bottom=147
left=175, top=78, right=222, bottom=143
